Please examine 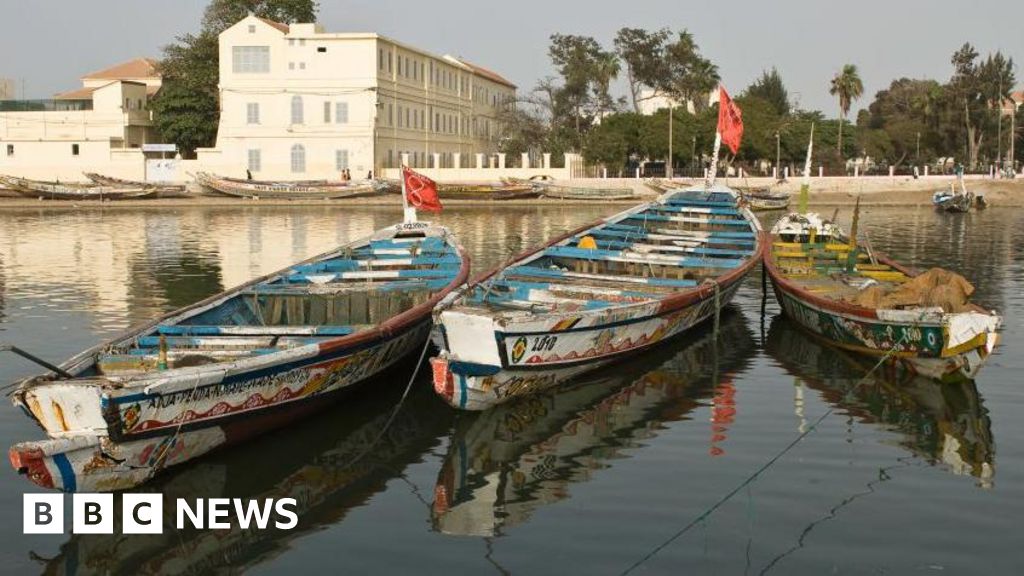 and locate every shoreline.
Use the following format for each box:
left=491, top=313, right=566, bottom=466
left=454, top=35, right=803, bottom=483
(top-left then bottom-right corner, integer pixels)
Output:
left=1, top=178, right=1021, bottom=209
